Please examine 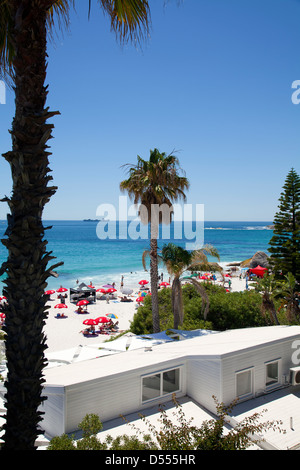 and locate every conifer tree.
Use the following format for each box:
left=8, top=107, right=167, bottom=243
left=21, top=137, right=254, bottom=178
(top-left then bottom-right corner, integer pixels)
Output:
left=268, top=168, right=300, bottom=282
